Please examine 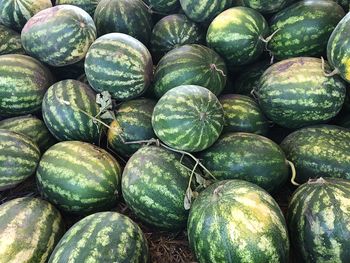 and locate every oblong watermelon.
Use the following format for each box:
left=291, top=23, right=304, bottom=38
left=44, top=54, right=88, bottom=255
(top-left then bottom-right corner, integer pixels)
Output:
left=0, top=197, right=64, bottom=263
left=56, top=0, right=100, bottom=17
left=241, top=0, right=293, bottom=14
left=48, top=212, right=149, bottom=263
left=36, top=141, right=122, bottom=214
left=0, top=25, right=24, bottom=55
left=188, top=180, right=290, bottom=263
left=21, top=5, right=96, bottom=67
left=144, top=0, right=179, bottom=13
